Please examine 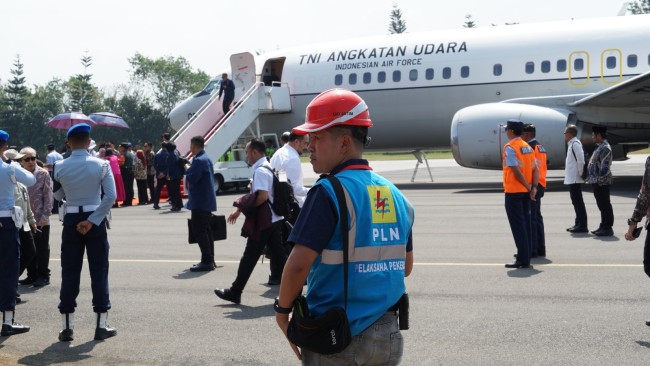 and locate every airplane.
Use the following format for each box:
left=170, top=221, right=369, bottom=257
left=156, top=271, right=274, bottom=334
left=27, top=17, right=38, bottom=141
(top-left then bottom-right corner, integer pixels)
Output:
left=169, top=14, right=650, bottom=174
